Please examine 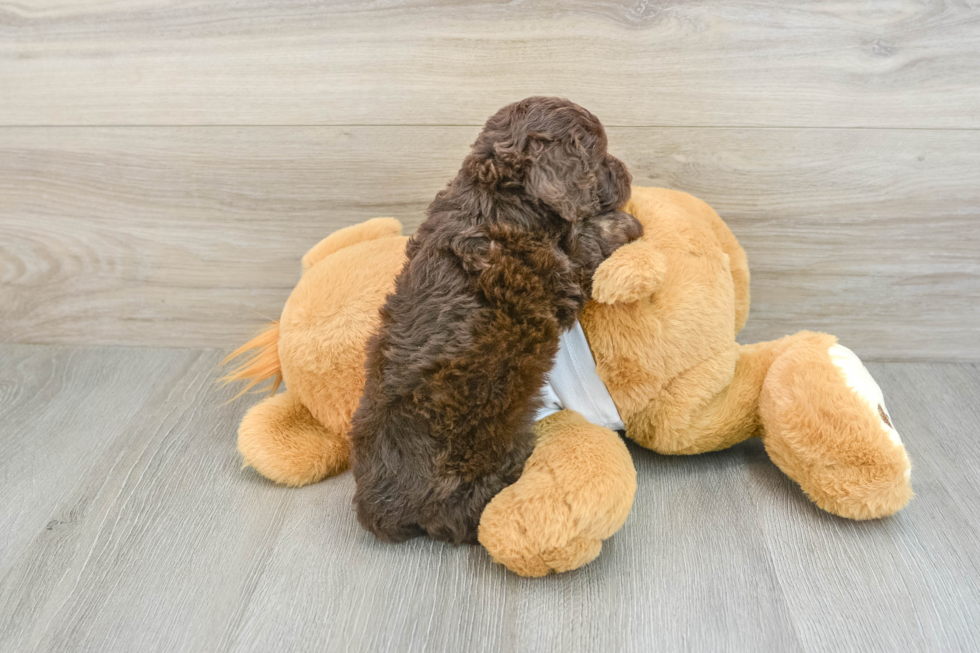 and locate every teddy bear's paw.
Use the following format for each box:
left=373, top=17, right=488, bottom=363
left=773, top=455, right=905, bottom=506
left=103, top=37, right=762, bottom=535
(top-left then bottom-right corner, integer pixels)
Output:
left=828, top=344, right=904, bottom=450
left=238, top=390, right=350, bottom=487
left=591, top=239, right=666, bottom=305
left=761, top=335, right=913, bottom=520
left=541, top=537, right=604, bottom=575
left=478, top=470, right=603, bottom=578
left=478, top=411, right=636, bottom=577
